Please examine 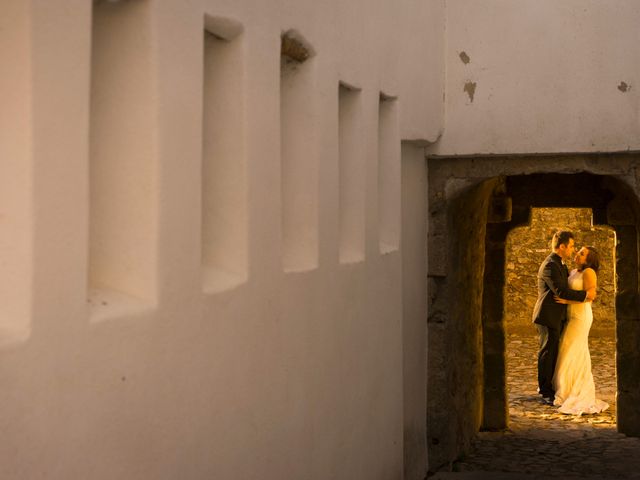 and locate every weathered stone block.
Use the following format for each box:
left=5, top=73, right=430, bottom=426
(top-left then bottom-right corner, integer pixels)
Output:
left=487, top=196, right=512, bottom=223
left=616, top=353, right=640, bottom=390
left=618, top=391, right=640, bottom=436
left=616, top=292, right=640, bottom=321
left=428, top=234, right=448, bottom=277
